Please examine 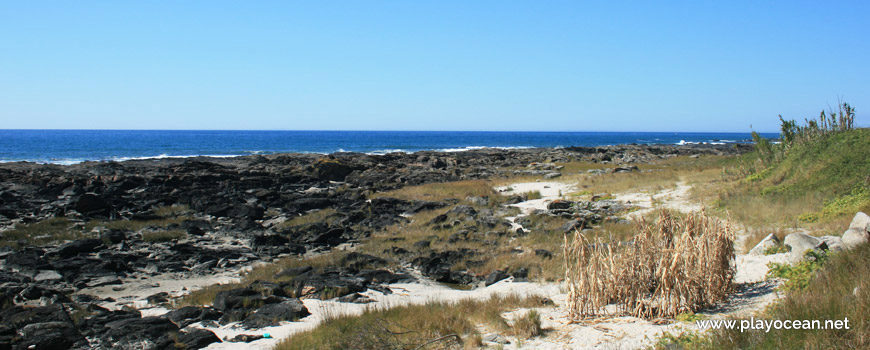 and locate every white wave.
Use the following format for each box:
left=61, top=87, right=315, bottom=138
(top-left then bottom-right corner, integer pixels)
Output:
left=437, top=146, right=534, bottom=152
left=112, top=154, right=246, bottom=162
left=365, top=149, right=410, bottom=155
